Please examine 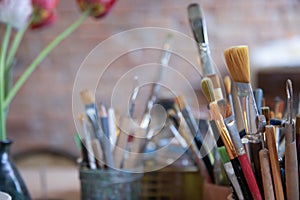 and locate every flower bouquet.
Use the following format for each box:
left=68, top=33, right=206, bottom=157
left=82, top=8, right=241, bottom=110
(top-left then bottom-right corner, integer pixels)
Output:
left=0, top=0, right=116, bottom=199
